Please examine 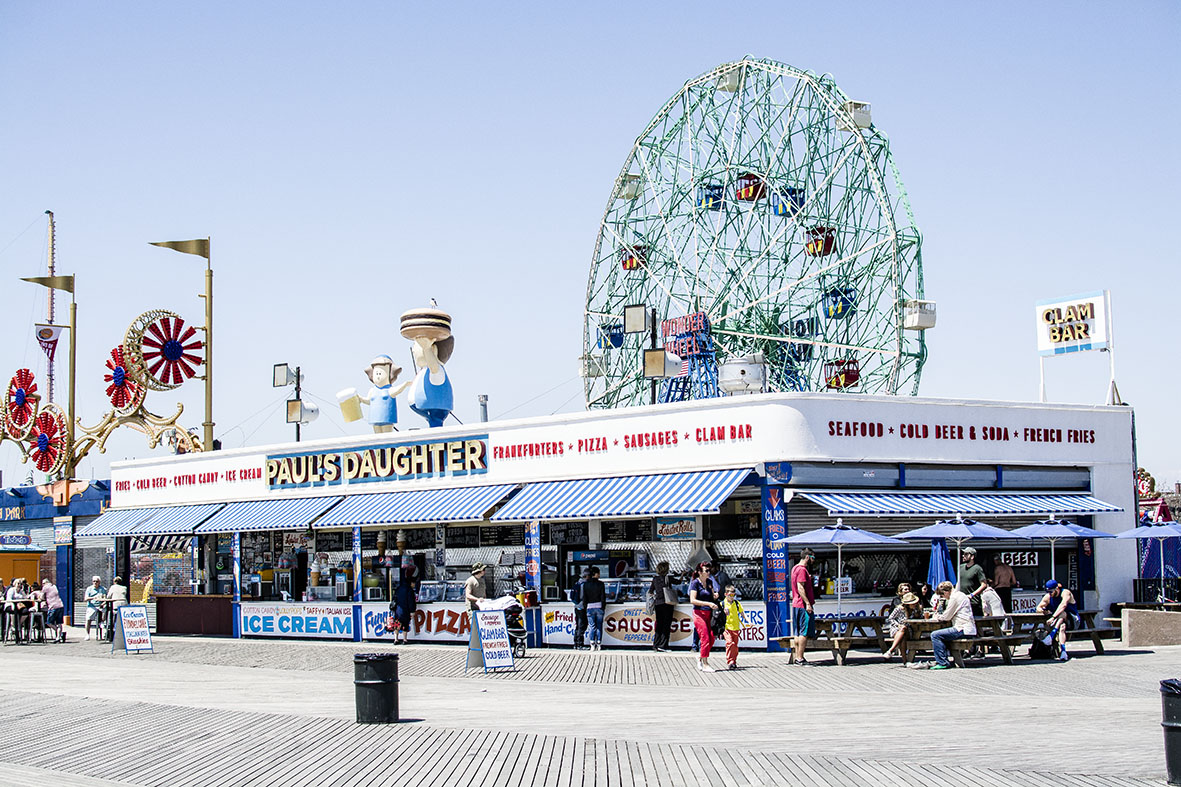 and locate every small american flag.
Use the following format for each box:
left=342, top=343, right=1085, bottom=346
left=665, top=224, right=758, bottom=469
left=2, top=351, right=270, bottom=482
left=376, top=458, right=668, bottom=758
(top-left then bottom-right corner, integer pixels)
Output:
left=677, top=358, right=689, bottom=377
